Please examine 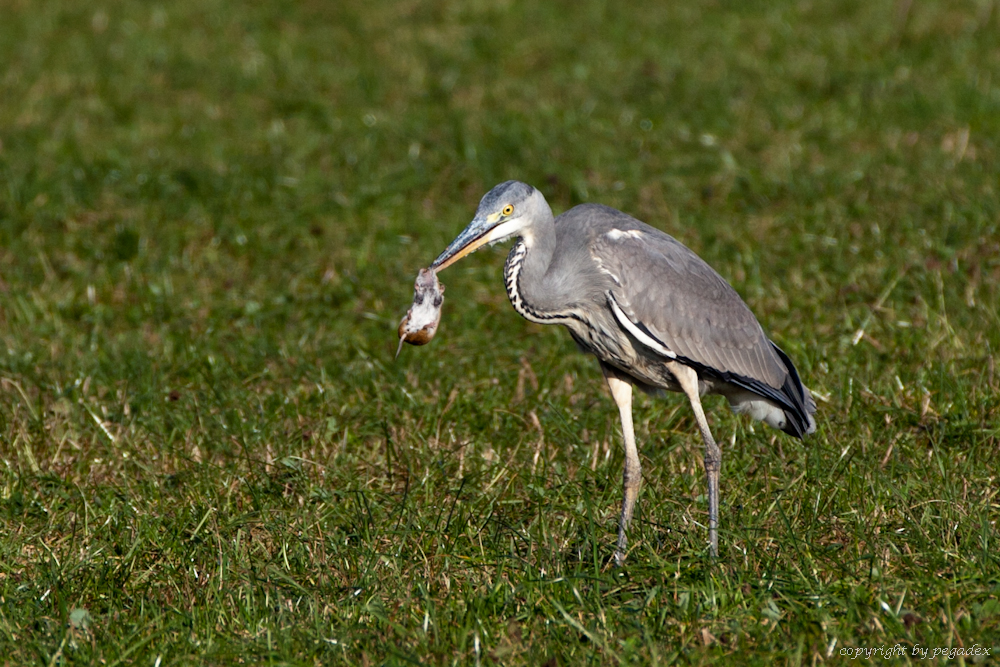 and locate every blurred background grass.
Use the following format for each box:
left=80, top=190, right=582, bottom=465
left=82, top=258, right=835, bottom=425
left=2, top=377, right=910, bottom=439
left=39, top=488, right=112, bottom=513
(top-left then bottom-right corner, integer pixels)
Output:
left=1, top=0, right=998, bottom=664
